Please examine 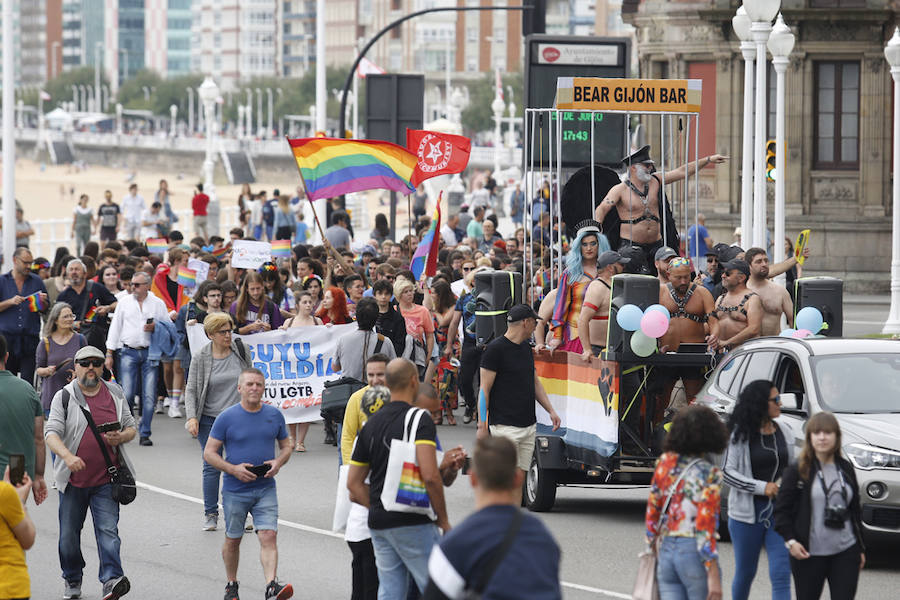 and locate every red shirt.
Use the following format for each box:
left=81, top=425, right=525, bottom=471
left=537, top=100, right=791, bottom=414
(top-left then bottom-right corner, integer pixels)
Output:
left=192, top=193, right=210, bottom=216
left=69, top=385, right=120, bottom=489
